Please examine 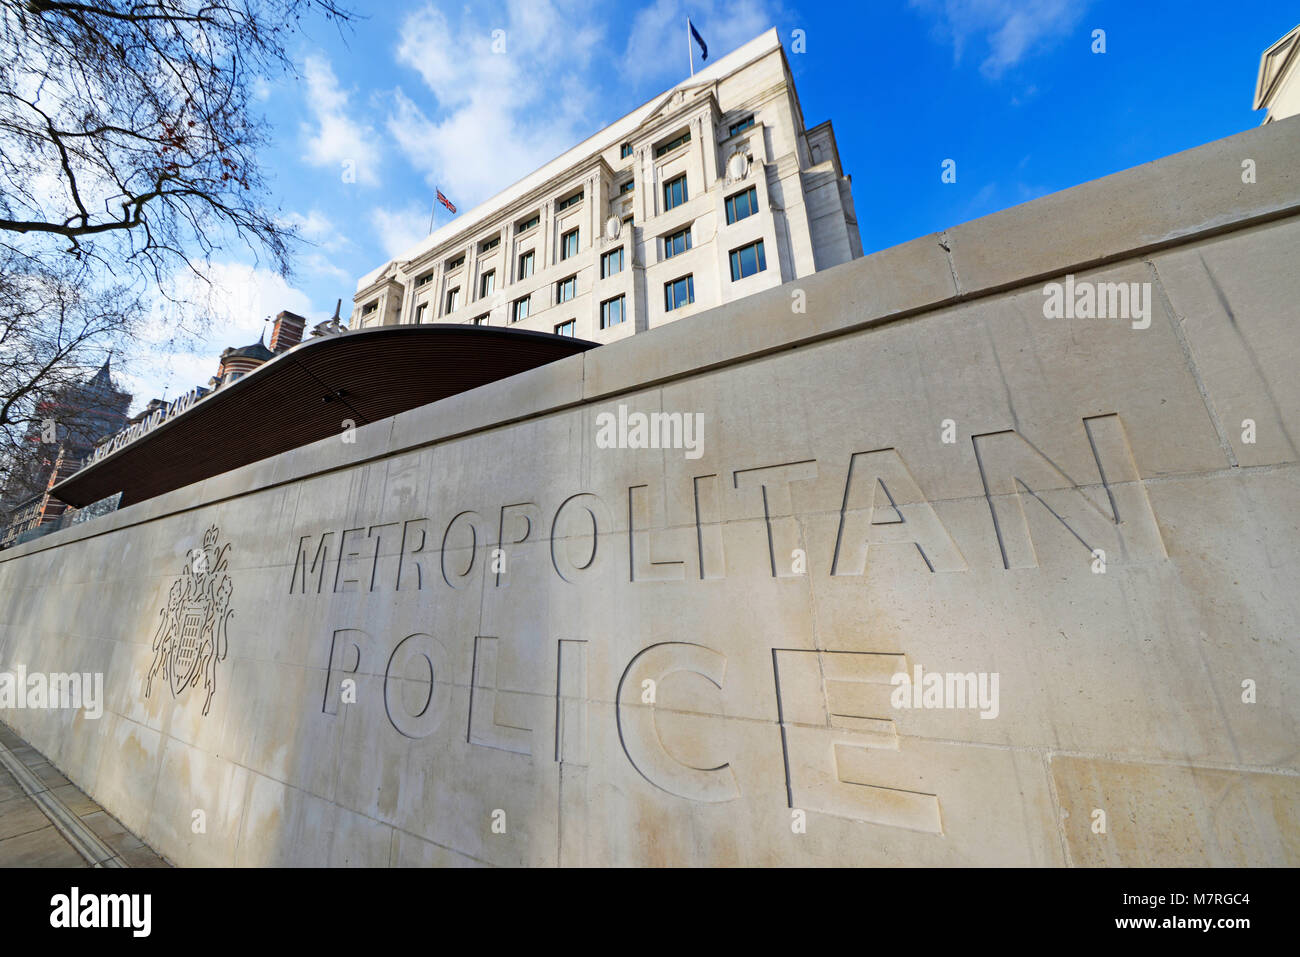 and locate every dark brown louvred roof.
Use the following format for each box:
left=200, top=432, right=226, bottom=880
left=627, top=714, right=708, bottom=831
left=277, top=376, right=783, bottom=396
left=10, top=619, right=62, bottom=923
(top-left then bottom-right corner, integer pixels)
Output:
left=52, top=324, right=596, bottom=508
